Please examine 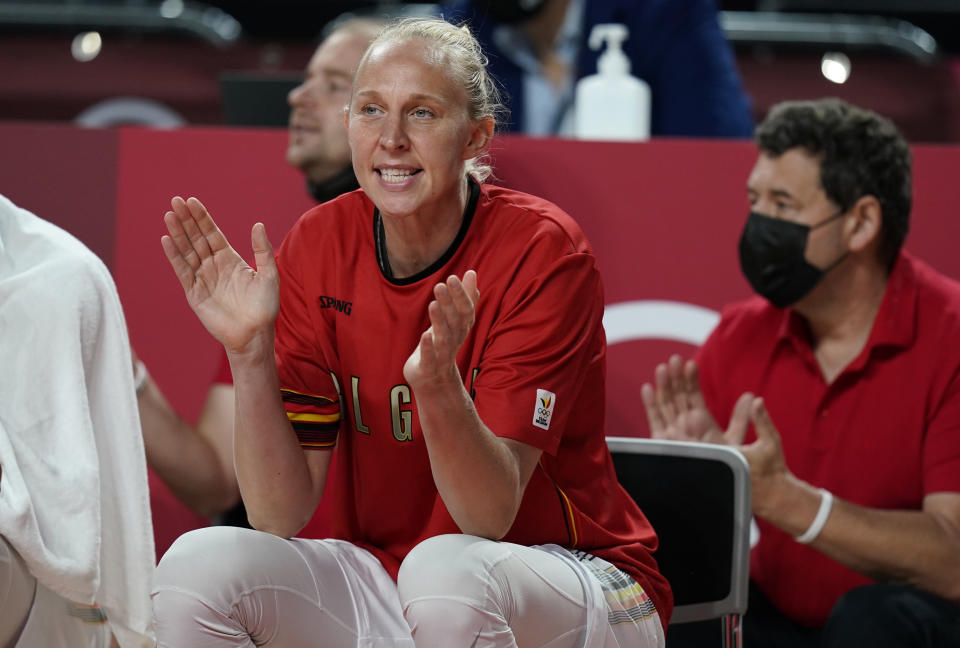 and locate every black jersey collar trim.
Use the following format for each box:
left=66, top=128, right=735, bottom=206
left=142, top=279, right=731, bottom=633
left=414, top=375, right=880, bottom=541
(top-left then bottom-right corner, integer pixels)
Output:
left=373, top=175, right=480, bottom=286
